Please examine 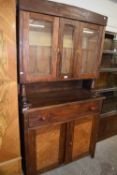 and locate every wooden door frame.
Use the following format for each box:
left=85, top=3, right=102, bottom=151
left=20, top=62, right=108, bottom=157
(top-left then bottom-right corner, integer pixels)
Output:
left=58, top=18, right=80, bottom=80
left=19, top=11, right=59, bottom=83
left=74, top=23, right=105, bottom=79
